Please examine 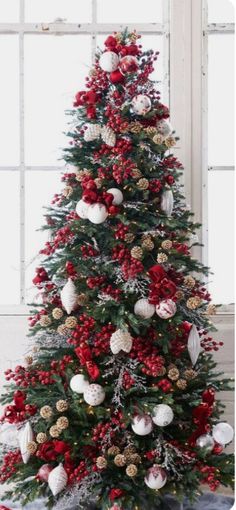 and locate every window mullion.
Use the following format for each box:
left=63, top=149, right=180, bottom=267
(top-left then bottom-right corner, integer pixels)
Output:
left=19, top=0, right=25, bottom=304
